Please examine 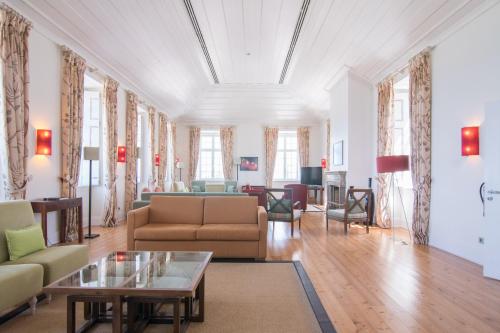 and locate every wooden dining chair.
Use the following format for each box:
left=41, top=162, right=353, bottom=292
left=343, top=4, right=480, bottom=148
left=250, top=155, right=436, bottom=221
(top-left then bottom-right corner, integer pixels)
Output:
left=265, top=188, right=302, bottom=237
left=326, top=188, right=373, bottom=234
